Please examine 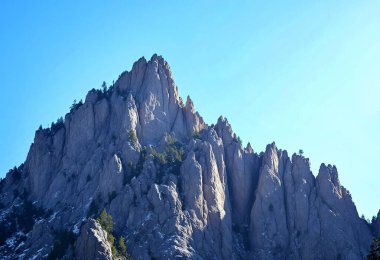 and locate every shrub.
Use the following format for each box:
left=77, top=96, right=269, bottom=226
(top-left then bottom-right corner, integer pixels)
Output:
left=150, top=134, right=184, bottom=166
left=96, top=209, right=114, bottom=233
left=129, top=129, right=138, bottom=148
left=0, top=217, right=15, bottom=246
left=192, top=131, right=201, bottom=139
left=165, top=145, right=184, bottom=163
left=11, top=166, right=22, bottom=182
left=150, top=134, right=185, bottom=182
left=118, top=236, right=127, bottom=256
left=70, top=99, right=77, bottom=110
left=368, top=237, right=380, bottom=259
left=164, top=132, right=176, bottom=145
left=232, top=133, right=242, bottom=144
left=0, top=199, right=47, bottom=246
left=104, top=231, right=116, bottom=256
left=69, top=99, right=83, bottom=111
left=124, top=149, right=148, bottom=185
left=96, top=209, right=131, bottom=258
left=150, top=147, right=167, bottom=165
left=50, top=117, right=64, bottom=133
left=102, top=81, right=108, bottom=93
left=118, top=236, right=131, bottom=259
left=17, top=201, right=45, bottom=231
